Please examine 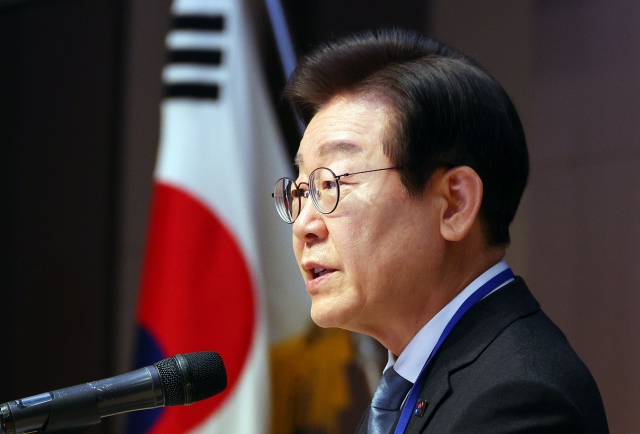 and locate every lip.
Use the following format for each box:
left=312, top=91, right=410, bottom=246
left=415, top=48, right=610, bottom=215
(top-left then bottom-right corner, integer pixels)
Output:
left=301, top=261, right=337, bottom=294
left=306, top=271, right=335, bottom=295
